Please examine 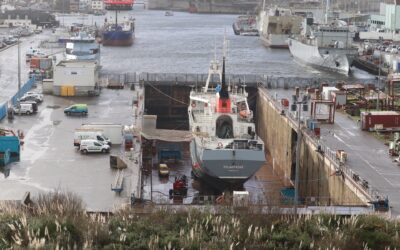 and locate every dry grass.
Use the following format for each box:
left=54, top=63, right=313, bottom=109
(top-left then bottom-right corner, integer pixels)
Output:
left=0, top=192, right=399, bottom=249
